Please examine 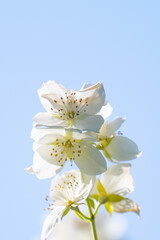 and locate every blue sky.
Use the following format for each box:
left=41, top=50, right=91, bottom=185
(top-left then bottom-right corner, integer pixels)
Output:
left=0, top=1, right=160, bottom=239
